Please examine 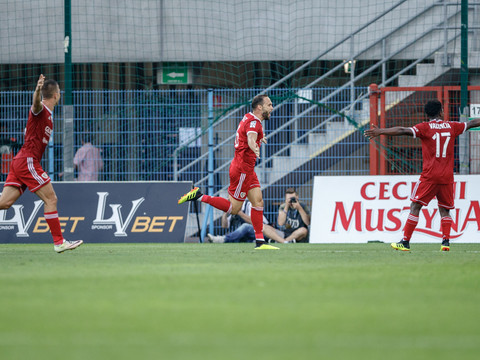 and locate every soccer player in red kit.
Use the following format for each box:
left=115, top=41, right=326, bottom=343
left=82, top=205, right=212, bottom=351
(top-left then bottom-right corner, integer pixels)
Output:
left=0, top=75, right=83, bottom=253
left=364, top=99, right=480, bottom=251
left=178, top=94, right=279, bottom=249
